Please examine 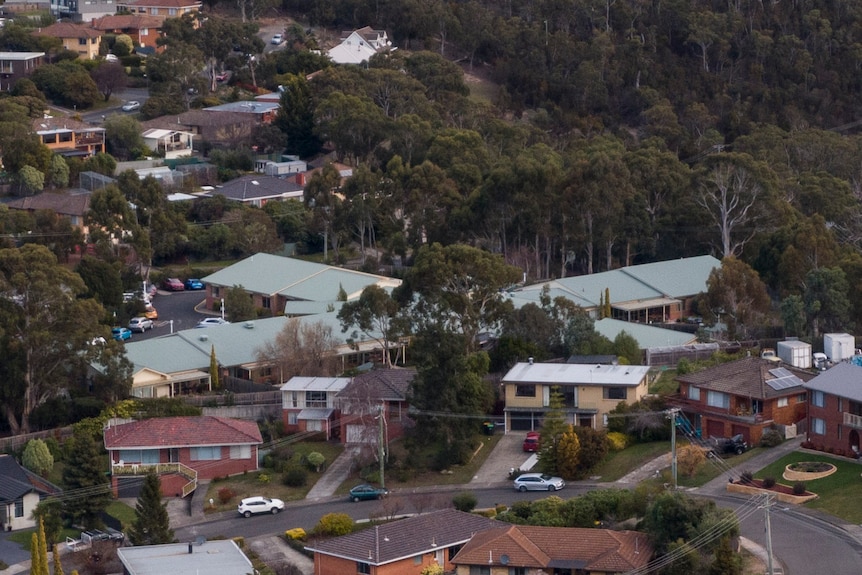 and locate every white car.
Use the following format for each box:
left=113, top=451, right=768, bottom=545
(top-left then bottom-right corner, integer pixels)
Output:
left=237, top=496, right=284, bottom=517
left=128, top=316, right=153, bottom=332
left=196, top=317, right=230, bottom=328
left=271, top=33, right=283, bottom=45
left=121, top=101, right=141, bottom=112
left=513, top=473, right=565, bottom=492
